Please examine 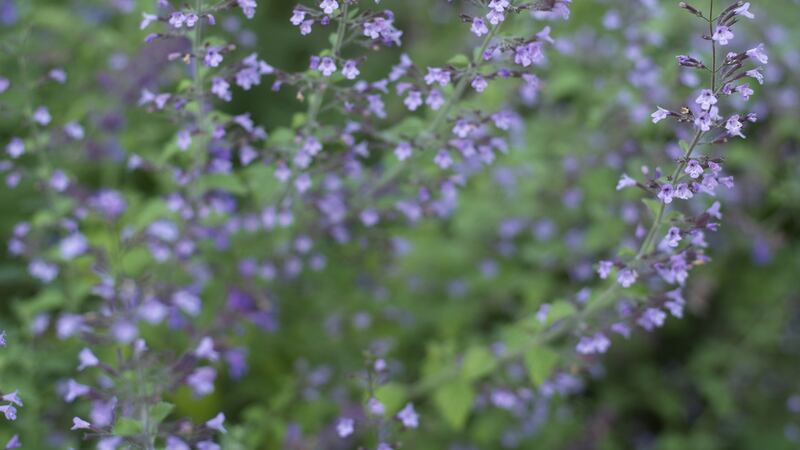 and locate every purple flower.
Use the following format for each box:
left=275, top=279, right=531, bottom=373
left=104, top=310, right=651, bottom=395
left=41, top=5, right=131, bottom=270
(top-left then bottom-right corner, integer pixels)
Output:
left=576, top=332, right=610, bottom=355
left=471, top=18, right=489, bottom=36
left=725, top=114, right=745, bottom=138
left=336, top=417, right=354, bottom=438
left=238, top=0, right=257, bottom=19
left=33, top=106, right=51, bottom=125
left=187, top=367, right=217, bottom=397
left=320, top=0, right=339, bottom=14
left=395, top=142, right=412, bottom=161
left=168, top=11, right=186, bottom=28
left=1, top=391, right=21, bottom=407
left=403, top=90, right=422, bottom=111
left=746, top=68, right=764, bottom=85
left=426, top=89, right=444, bottom=110
left=64, top=379, right=90, bottom=402
left=63, top=121, right=84, bottom=139
left=434, top=150, right=453, bottom=169
left=711, top=26, right=734, bottom=45
left=368, top=398, right=385, bottom=415
left=71, top=416, right=91, bottom=430
left=0, top=405, right=16, bottom=421
left=665, top=289, right=685, bottom=318
left=290, top=9, right=305, bottom=26
left=5, top=137, right=24, bottom=158
left=4, top=435, right=20, bottom=449
left=651, top=106, right=670, bottom=123
left=735, top=83, right=753, bottom=100
left=471, top=76, right=488, bottom=92
left=657, top=183, right=674, bottom=204
left=684, top=159, right=703, bottom=178
left=177, top=129, right=192, bottom=151
left=60, top=233, right=88, bottom=259
left=637, top=308, right=667, bottom=331
left=206, top=412, right=227, bottom=433
left=29, top=259, right=58, bottom=283
left=0, top=330, right=5, bottom=347
left=204, top=47, right=223, bottom=67
left=195, top=337, right=219, bottom=361
left=424, top=68, right=451, bottom=86
left=342, top=60, right=360, bottom=80
left=173, top=290, right=201, bottom=316
left=140, top=12, right=157, bottom=29
left=212, top=77, right=232, bottom=101
left=317, top=56, right=336, bottom=77
left=397, top=403, right=419, bottom=429
left=661, top=227, right=682, bottom=248
left=597, top=260, right=613, bottom=279
left=734, top=2, right=754, bottom=19
left=674, top=183, right=693, bottom=200
left=77, top=348, right=99, bottom=371
left=695, top=89, right=717, bottom=111
left=617, top=268, right=638, bottom=288
left=745, top=43, right=768, bottom=64
left=616, top=173, right=636, bottom=190
left=514, top=42, right=544, bottom=67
